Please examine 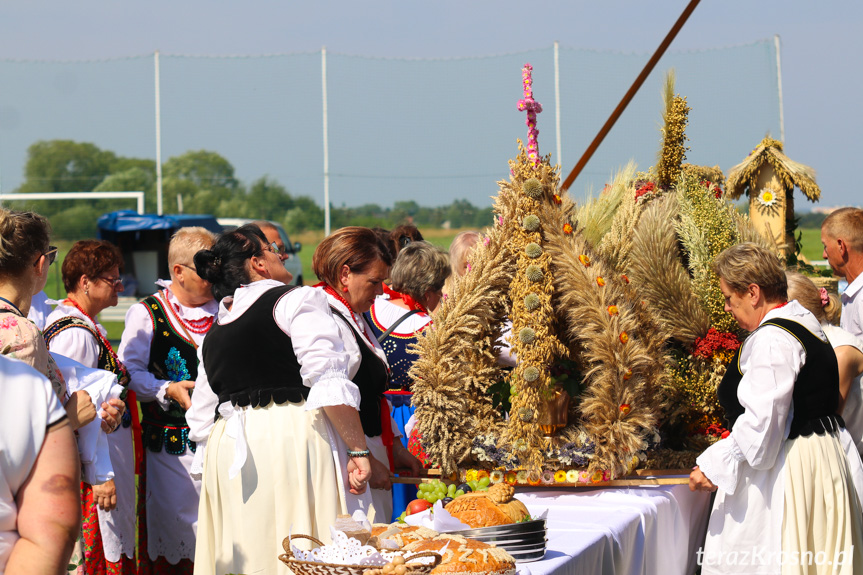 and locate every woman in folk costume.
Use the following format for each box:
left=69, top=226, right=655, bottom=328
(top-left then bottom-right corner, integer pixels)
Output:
left=313, top=226, right=422, bottom=522
left=117, top=227, right=217, bottom=575
left=690, top=243, right=863, bottom=574
left=43, top=240, right=136, bottom=575
left=363, top=240, right=449, bottom=519
left=187, top=224, right=373, bottom=575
